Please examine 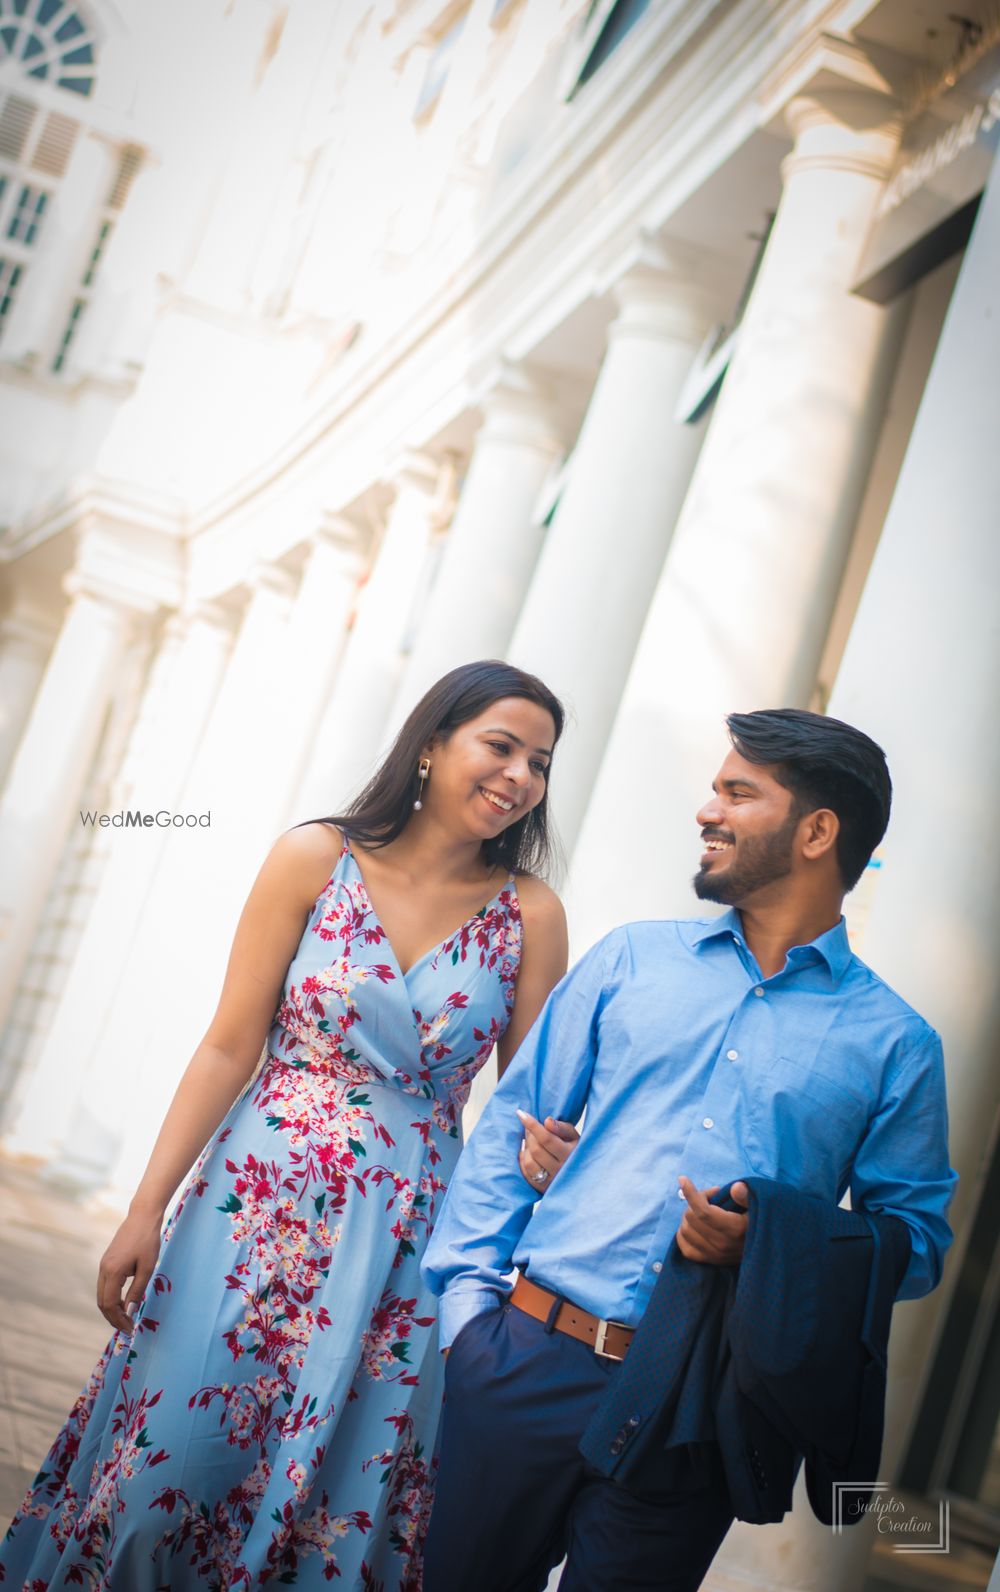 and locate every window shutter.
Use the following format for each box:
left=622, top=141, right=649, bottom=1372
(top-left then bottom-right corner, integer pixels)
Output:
left=32, top=111, right=80, bottom=177
left=0, top=94, right=37, bottom=164
left=107, top=146, right=142, bottom=211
